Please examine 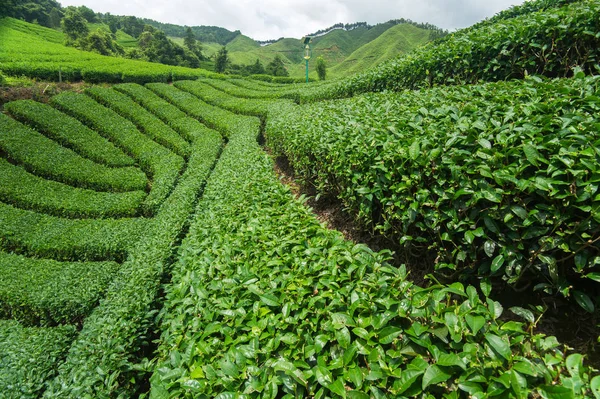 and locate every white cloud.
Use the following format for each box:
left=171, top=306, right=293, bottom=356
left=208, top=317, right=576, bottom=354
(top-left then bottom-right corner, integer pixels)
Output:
left=58, top=0, right=526, bottom=40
